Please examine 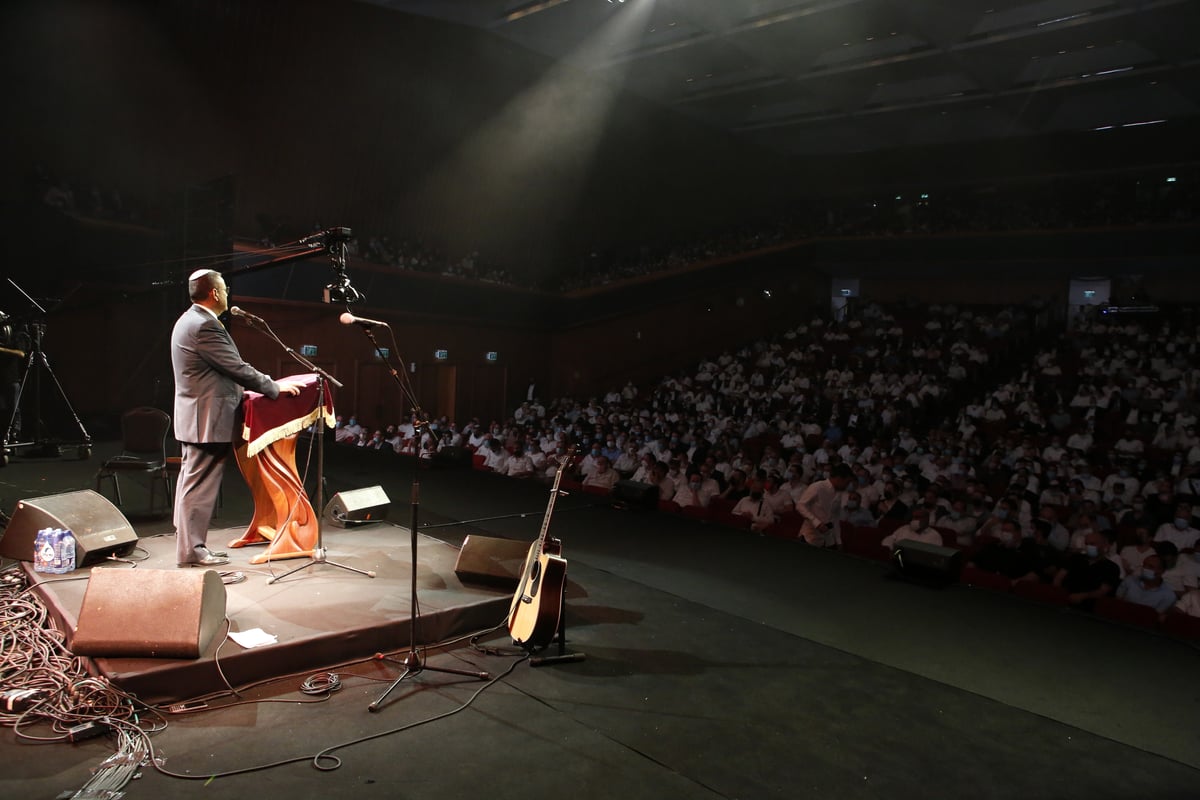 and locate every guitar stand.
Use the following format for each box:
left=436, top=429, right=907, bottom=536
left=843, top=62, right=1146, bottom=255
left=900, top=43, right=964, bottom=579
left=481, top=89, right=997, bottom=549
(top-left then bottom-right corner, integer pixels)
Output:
left=529, top=586, right=586, bottom=667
